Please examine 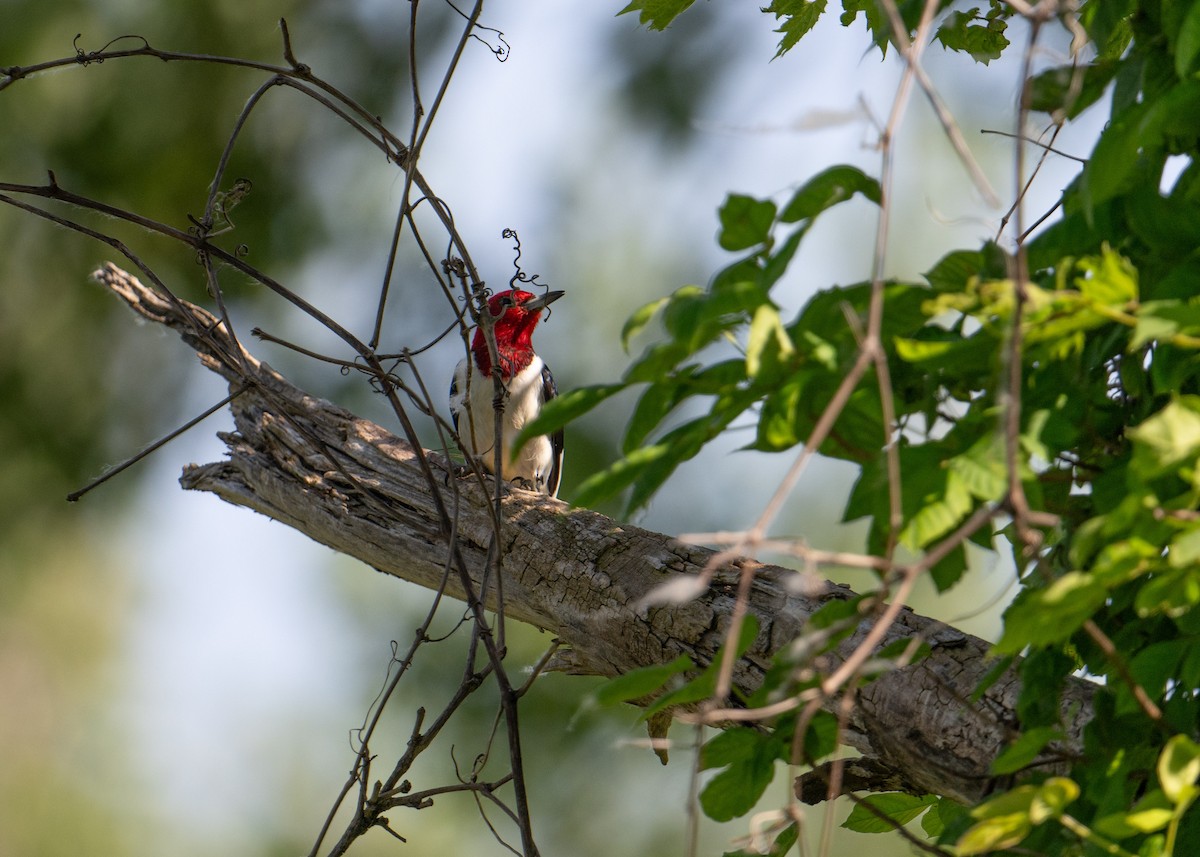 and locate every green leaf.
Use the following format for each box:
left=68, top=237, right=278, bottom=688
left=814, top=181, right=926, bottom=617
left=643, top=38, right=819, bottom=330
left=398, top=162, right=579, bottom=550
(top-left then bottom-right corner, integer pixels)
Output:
left=572, top=443, right=673, bottom=508
left=1029, top=777, right=1079, bottom=823
left=719, top=194, right=777, bottom=251
left=746, top=303, right=794, bottom=378
left=800, top=709, right=839, bottom=761
left=957, top=800, right=1034, bottom=853
left=699, top=751, right=775, bottom=822
left=935, top=9, right=1010, bottom=65
left=760, top=224, right=808, bottom=291
left=1159, top=734, right=1200, bottom=804
left=780, top=165, right=881, bottom=223
left=838, top=0, right=893, bottom=52
left=764, top=0, right=827, bottom=57
left=1128, top=396, right=1200, bottom=479
left=644, top=615, right=760, bottom=716
left=616, top=0, right=696, bottom=30
left=1029, top=60, right=1121, bottom=119
left=991, top=727, right=1066, bottom=775
left=1135, top=567, right=1200, bottom=618
left=1169, top=526, right=1200, bottom=569
left=1177, top=1, right=1200, bottom=78
left=1081, top=99, right=1155, bottom=211
left=900, top=469, right=973, bottom=550
left=623, top=382, right=681, bottom=455
left=756, top=371, right=808, bottom=452
left=1130, top=793, right=1176, bottom=834
left=1132, top=300, right=1200, bottom=351
left=621, top=296, right=669, bottom=352
left=948, top=434, right=1008, bottom=502
left=625, top=413, right=721, bottom=512
left=841, top=793, right=937, bottom=833
left=513, top=383, right=625, bottom=460
left=924, top=248, right=982, bottom=291
left=593, top=653, right=694, bottom=706
left=929, top=543, right=968, bottom=593
left=994, top=572, right=1108, bottom=654
left=922, top=797, right=968, bottom=838
left=700, top=727, right=764, bottom=770
left=1082, top=80, right=1200, bottom=213
left=1076, top=245, right=1138, bottom=305
left=1096, top=791, right=1175, bottom=838
left=660, top=284, right=712, bottom=343
left=624, top=340, right=689, bottom=384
